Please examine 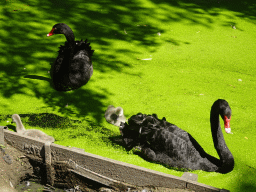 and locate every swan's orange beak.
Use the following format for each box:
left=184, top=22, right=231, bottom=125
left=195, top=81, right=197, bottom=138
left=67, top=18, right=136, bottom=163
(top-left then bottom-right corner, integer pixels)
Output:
left=224, top=116, right=232, bottom=134
left=47, top=28, right=55, bottom=37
